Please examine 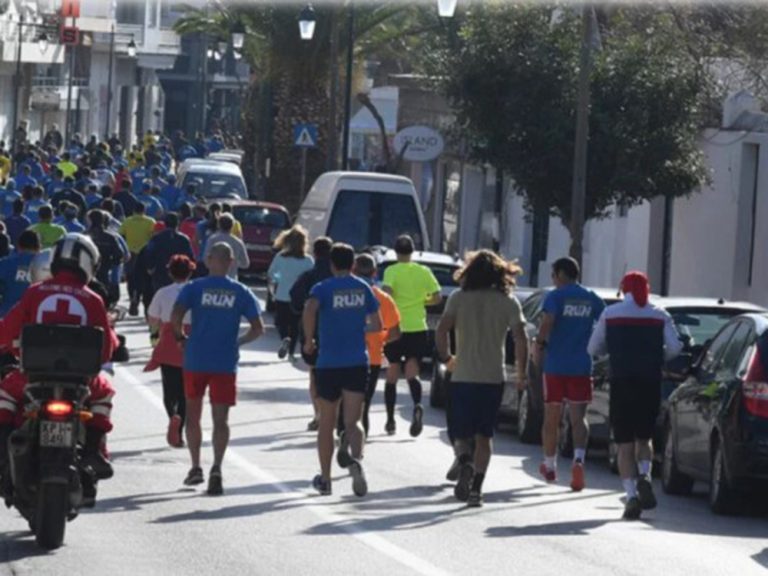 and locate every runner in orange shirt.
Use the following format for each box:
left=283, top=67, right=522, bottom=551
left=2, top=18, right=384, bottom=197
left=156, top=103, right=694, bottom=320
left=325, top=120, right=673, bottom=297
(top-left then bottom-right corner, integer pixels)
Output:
left=337, top=253, right=401, bottom=466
